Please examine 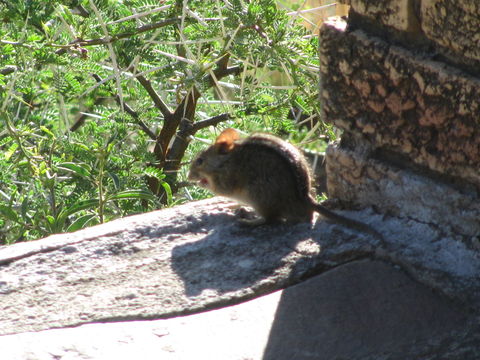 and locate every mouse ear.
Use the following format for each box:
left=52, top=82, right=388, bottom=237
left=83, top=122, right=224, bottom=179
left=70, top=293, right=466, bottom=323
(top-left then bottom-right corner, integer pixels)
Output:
left=215, top=128, right=239, bottom=153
